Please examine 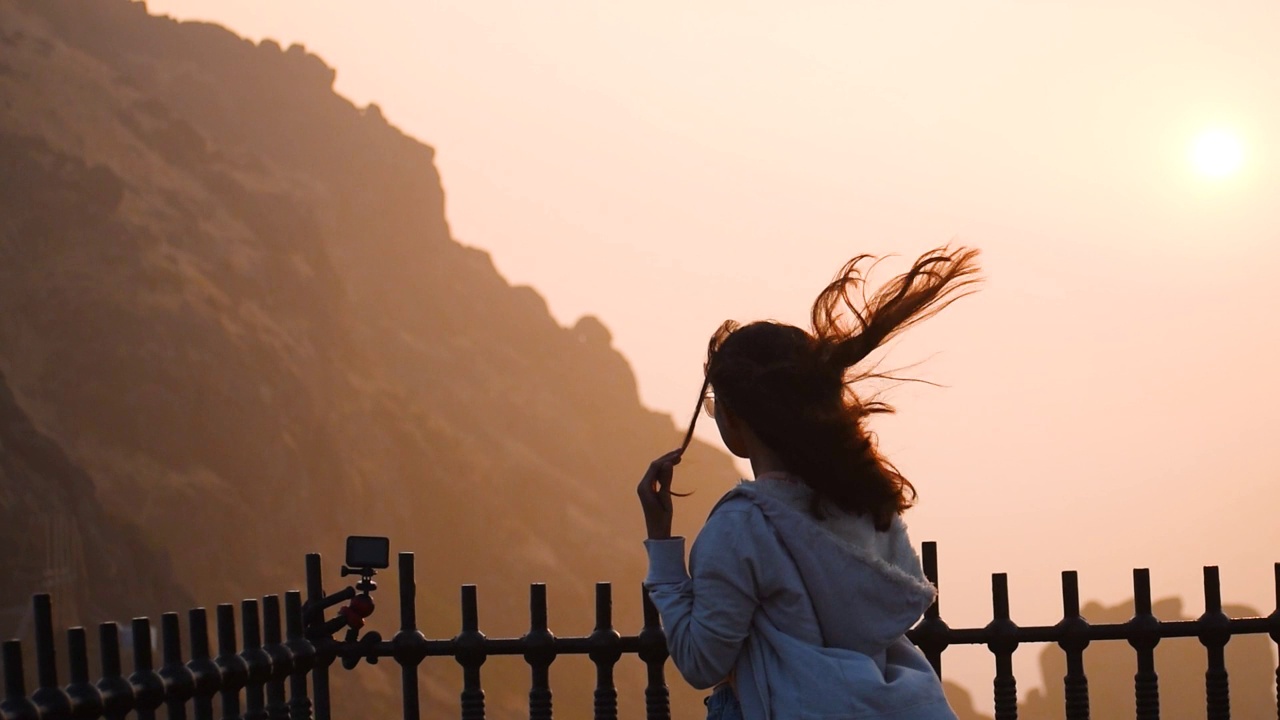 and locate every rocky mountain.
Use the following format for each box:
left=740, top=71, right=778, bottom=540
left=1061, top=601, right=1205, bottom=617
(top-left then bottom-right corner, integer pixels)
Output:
left=0, top=366, right=191, bottom=638
left=0, top=0, right=737, bottom=715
